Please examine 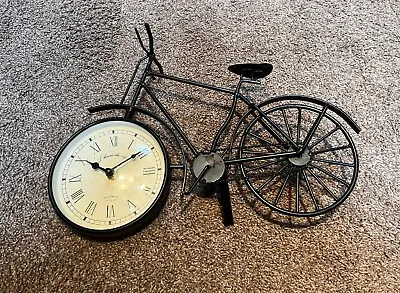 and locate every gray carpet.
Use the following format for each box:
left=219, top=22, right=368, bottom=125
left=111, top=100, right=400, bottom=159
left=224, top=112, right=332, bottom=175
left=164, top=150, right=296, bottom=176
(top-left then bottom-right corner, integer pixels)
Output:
left=1, top=0, right=400, bottom=292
